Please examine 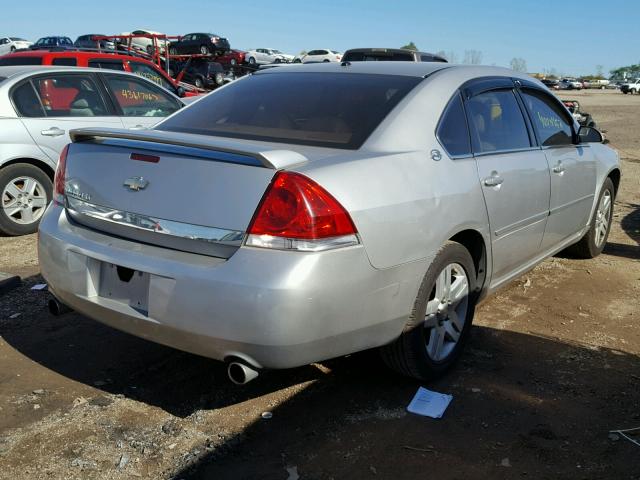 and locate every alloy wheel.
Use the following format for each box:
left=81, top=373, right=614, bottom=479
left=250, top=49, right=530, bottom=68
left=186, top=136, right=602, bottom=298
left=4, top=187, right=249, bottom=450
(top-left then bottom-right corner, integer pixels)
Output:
left=423, top=263, right=469, bottom=362
left=594, top=188, right=612, bottom=248
left=2, top=176, right=48, bottom=225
